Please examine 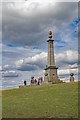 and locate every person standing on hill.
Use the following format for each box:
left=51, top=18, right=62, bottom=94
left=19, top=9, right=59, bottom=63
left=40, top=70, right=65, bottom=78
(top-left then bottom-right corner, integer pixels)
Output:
left=35, top=79, right=37, bottom=84
left=38, top=78, right=40, bottom=85
left=24, top=80, right=26, bottom=86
